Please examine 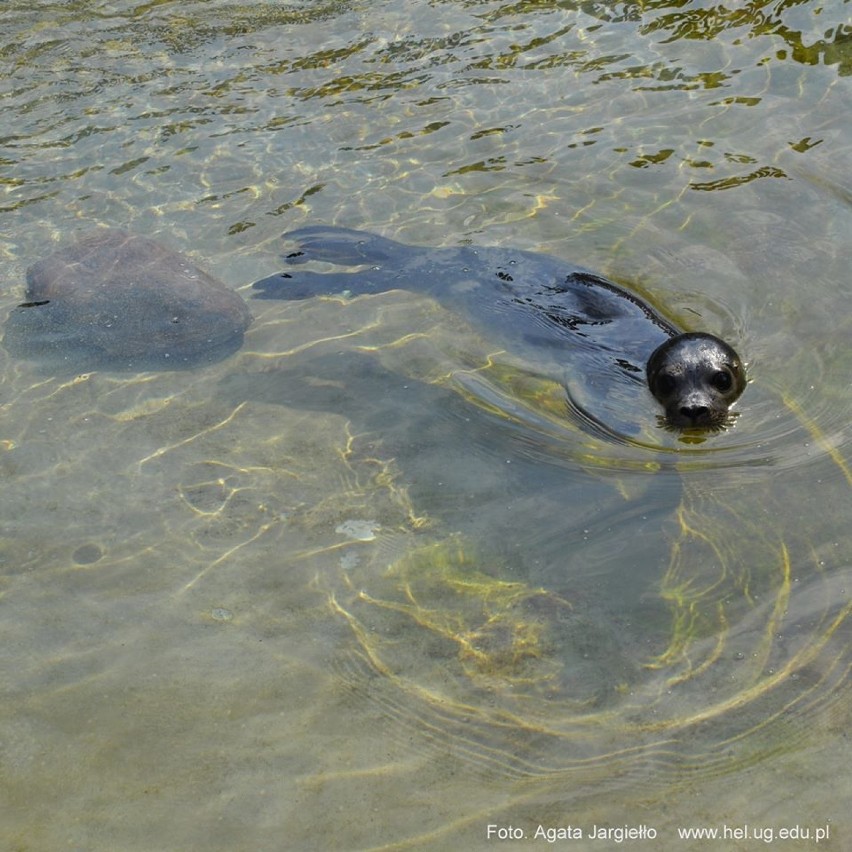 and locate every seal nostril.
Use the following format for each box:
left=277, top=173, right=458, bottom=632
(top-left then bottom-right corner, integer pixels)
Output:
left=680, top=405, right=709, bottom=421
